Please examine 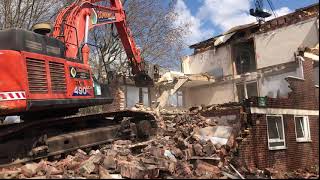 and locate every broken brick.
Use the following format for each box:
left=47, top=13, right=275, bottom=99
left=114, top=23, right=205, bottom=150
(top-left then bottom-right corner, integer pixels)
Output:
left=119, top=161, right=159, bottom=179
left=103, top=155, right=117, bottom=170
left=195, top=160, right=221, bottom=177
left=175, top=161, right=193, bottom=177
left=0, top=170, right=20, bottom=179
left=202, top=141, right=215, bottom=156
left=193, top=143, right=204, bottom=156
left=99, top=166, right=112, bottom=179
left=219, top=147, right=228, bottom=158
left=79, top=154, right=103, bottom=175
